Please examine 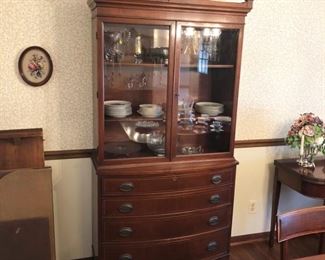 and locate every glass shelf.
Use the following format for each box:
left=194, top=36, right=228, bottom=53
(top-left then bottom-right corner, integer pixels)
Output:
left=105, top=114, right=165, bottom=122
left=105, top=62, right=168, bottom=68
left=180, top=64, right=234, bottom=69
left=107, top=87, right=166, bottom=91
